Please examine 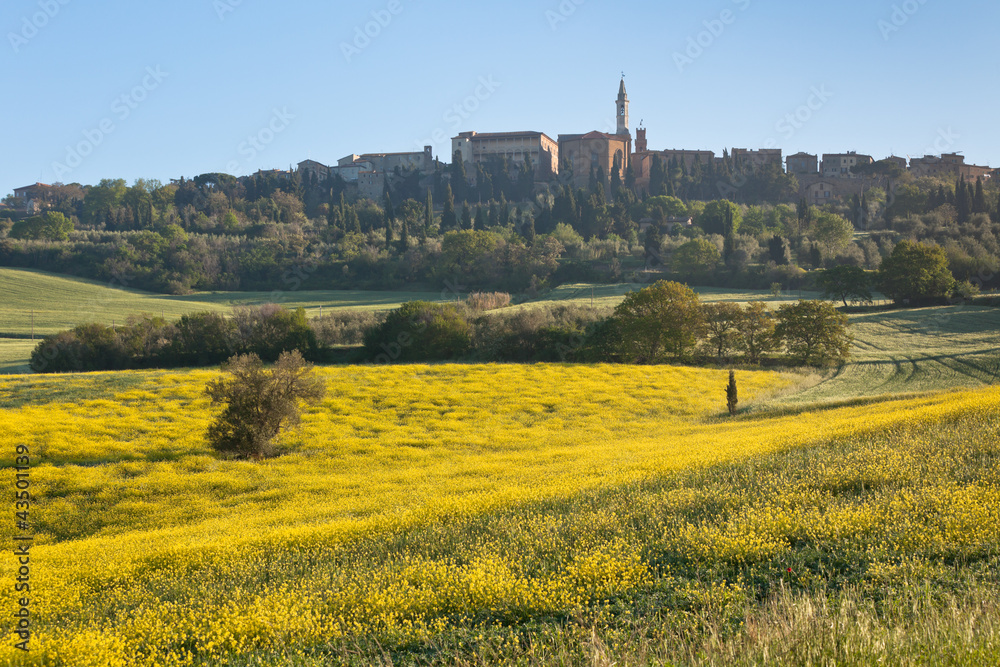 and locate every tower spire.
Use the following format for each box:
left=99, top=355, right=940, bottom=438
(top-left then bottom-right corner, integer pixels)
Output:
left=616, top=76, right=630, bottom=136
